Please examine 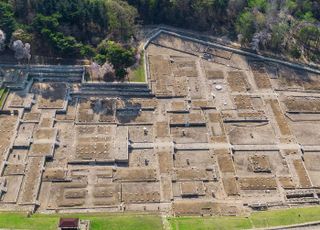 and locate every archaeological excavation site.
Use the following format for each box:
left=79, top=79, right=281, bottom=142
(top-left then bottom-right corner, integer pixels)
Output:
left=0, top=30, right=320, bottom=217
